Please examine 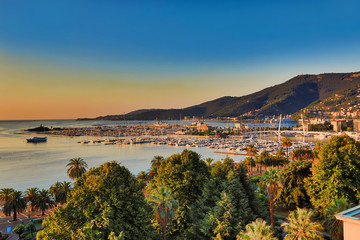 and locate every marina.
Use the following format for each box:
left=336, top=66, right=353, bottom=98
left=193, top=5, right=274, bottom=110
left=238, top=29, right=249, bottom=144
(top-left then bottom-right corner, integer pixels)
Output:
left=0, top=119, right=355, bottom=190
